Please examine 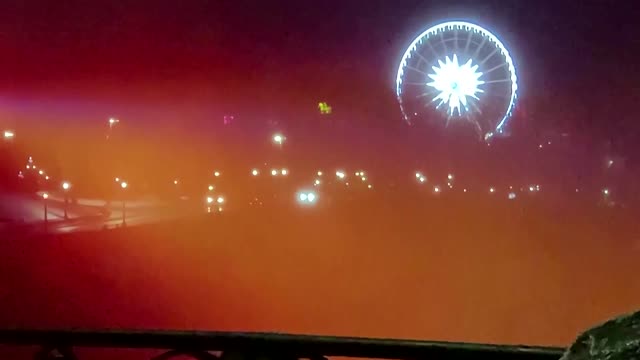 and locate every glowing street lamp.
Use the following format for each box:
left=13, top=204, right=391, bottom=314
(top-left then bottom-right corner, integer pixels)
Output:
left=335, top=171, right=346, bottom=180
left=251, top=169, right=259, bottom=176
left=281, top=168, right=288, bottom=176
left=61, top=181, right=71, bottom=219
left=214, top=171, right=221, bottom=177
left=120, top=181, right=128, bottom=225
left=3, top=130, right=14, bottom=140
left=208, top=185, right=214, bottom=191
left=42, top=192, right=49, bottom=228
left=272, top=133, right=285, bottom=146
left=108, top=117, right=119, bottom=128
left=271, top=169, right=278, bottom=176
